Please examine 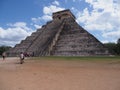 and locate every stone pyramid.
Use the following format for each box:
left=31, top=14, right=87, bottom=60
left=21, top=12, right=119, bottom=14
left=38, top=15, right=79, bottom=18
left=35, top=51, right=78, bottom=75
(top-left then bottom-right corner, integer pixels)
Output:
left=7, top=9, right=110, bottom=56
